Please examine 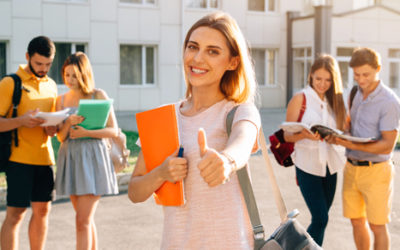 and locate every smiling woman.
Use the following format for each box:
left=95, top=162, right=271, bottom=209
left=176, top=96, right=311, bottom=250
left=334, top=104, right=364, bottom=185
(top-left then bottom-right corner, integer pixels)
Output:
left=128, top=11, right=261, bottom=249
left=183, top=27, right=239, bottom=93
left=282, top=54, right=347, bottom=246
